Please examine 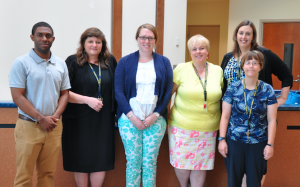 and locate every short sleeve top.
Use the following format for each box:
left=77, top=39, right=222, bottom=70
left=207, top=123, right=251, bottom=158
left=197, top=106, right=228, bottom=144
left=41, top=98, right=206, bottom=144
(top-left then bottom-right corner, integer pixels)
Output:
left=222, top=80, right=277, bottom=144
left=168, top=61, right=223, bottom=132
left=9, top=49, right=71, bottom=121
